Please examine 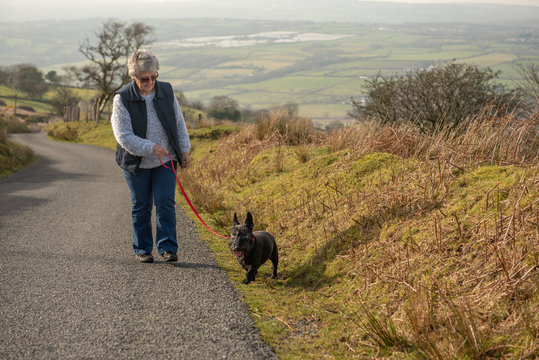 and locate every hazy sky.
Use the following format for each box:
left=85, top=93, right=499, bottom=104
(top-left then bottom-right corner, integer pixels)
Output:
left=100, top=0, right=539, bottom=4
left=104, top=0, right=538, bottom=4
left=1, top=0, right=537, bottom=22
left=362, top=0, right=537, bottom=3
